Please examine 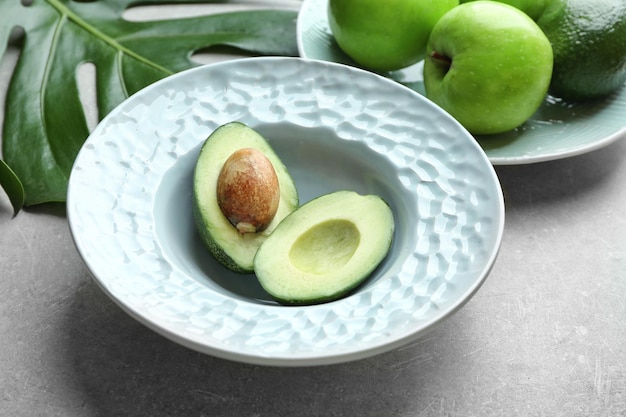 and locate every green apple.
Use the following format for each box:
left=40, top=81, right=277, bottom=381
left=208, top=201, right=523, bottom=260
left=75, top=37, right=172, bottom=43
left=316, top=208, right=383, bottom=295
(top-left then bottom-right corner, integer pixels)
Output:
left=328, top=0, right=459, bottom=72
left=423, top=1, right=553, bottom=135
left=461, top=0, right=626, bottom=101
left=459, top=0, right=553, bottom=20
